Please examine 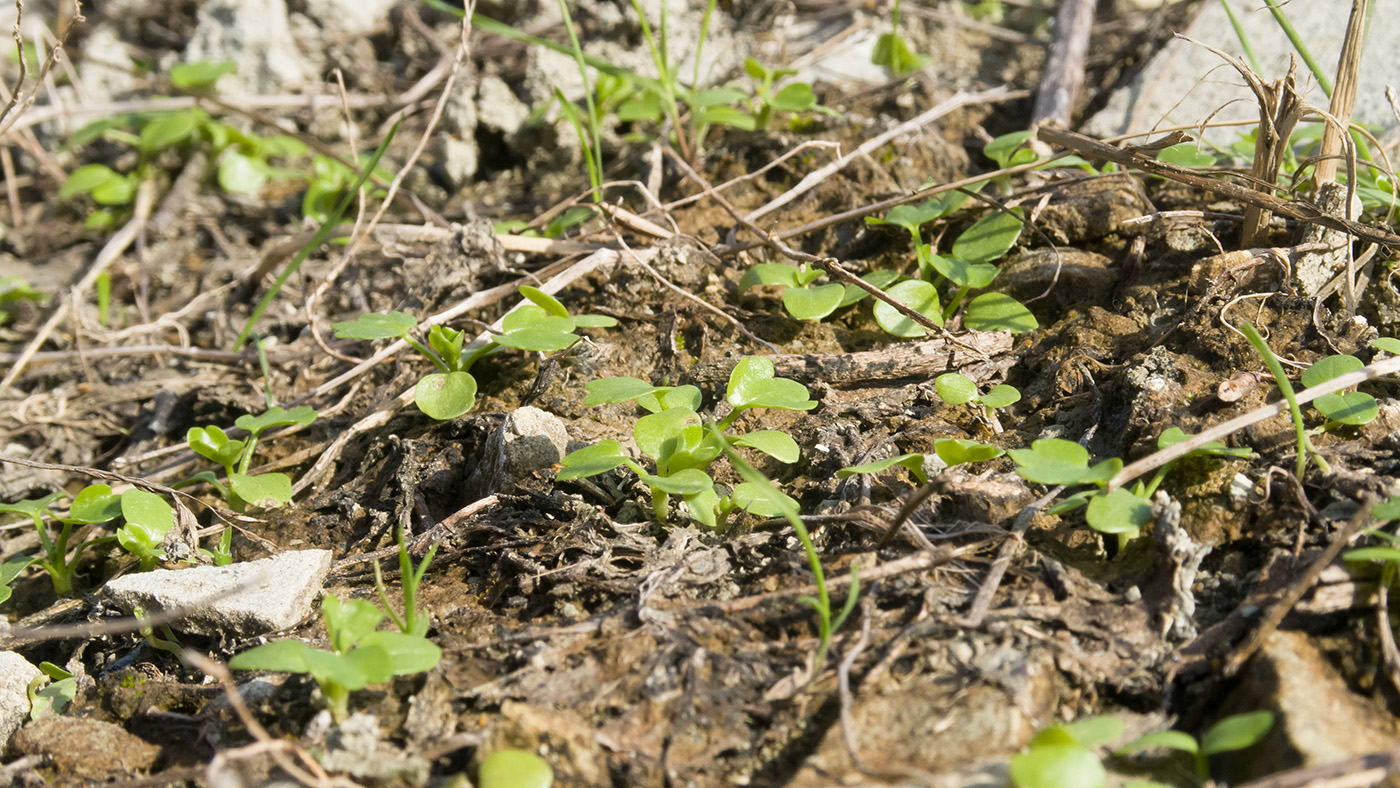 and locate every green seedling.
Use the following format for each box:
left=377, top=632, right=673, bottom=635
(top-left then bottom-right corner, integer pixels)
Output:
left=229, top=595, right=442, bottom=723
left=1300, top=354, right=1379, bottom=428
left=559, top=357, right=815, bottom=528
left=136, top=607, right=186, bottom=658
left=492, top=285, right=618, bottom=352
left=26, top=661, right=76, bottom=720
left=0, top=276, right=42, bottom=325
left=0, top=484, right=122, bottom=595
left=738, top=262, right=899, bottom=322
left=117, top=488, right=175, bottom=571
left=871, top=0, right=931, bottom=74
left=933, top=372, right=1020, bottom=419
left=304, top=155, right=390, bottom=225
left=839, top=438, right=1005, bottom=485
left=1343, top=498, right=1400, bottom=635
left=1010, top=715, right=1123, bottom=788
left=374, top=523, right=437, bottom=637
left=1241, top=322, right=1327, bottom=479
left=200, top=527, right=235, bottom=567
left=187, top=405, right=317, bottom=510
left=867, top=199, right=1037, bottom=334
left=334, top=312, right=489, bottom=421
left=716, top=426, right=857, bottom=672
left=1116, top=711, right=1275, bottom=780
left=982, top=131, right=1094, bottom=194
left=742, top=58, right=836, bottom=131
left=1017, top=429, right=1250, bottom=552
left=478, top=749, right=555, bottom=788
